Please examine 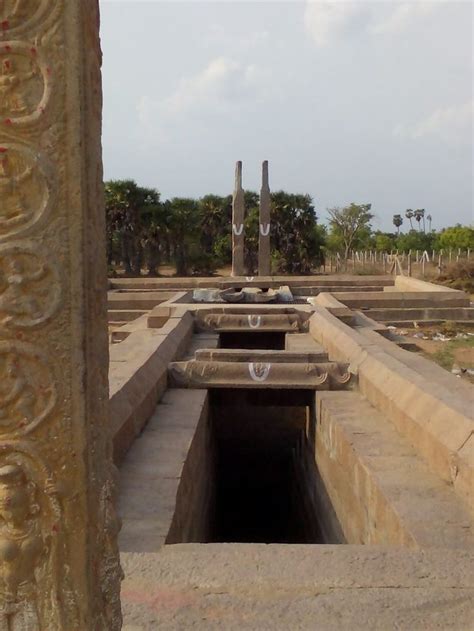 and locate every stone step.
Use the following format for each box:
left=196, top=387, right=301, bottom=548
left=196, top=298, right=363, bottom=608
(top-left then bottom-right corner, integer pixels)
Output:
left=108, top=290, right=177, bottom=310
left=182, top=333, right=220, bottom=360
left=334, top=293, right=470, bottom=309
left=107, top=309, right=147, bottom=323
left=365, top=307, right=474, bottom=322
left=316, top=391, right=474, bottom=548
left=118, top=389, right=210, bottom=553
left=285, top=332, right=326, bottom=353
left=195, top=348, right=328, bottom=363
left=292, top=285, right=384, bottom=296
left=168, top=360, right=353, bottom=390
left=121, top=545, right=474, bottom=631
